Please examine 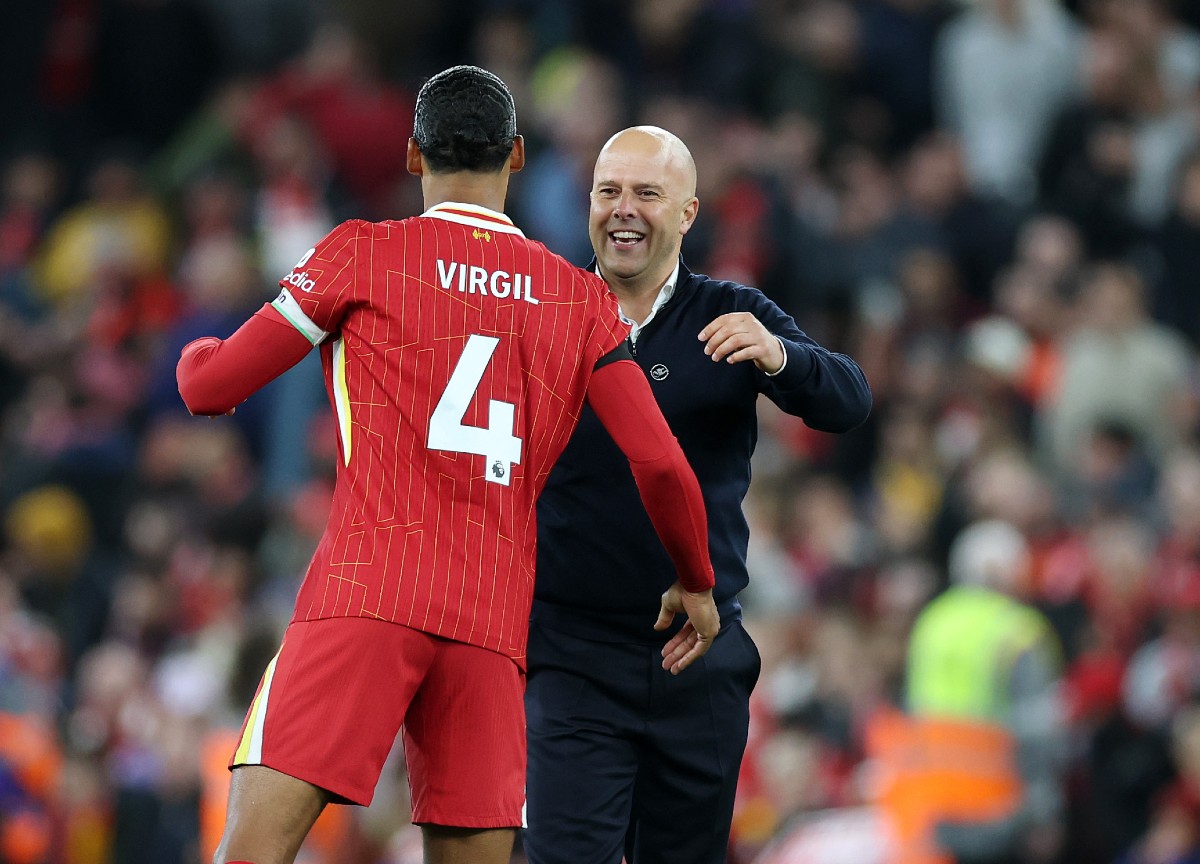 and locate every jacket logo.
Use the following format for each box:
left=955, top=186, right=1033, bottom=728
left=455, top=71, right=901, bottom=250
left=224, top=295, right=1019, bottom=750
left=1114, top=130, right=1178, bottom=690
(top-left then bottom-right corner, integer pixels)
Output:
left=649, top=364, right=669, bottom=381
left=473, top=229, right=492, bottom=242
